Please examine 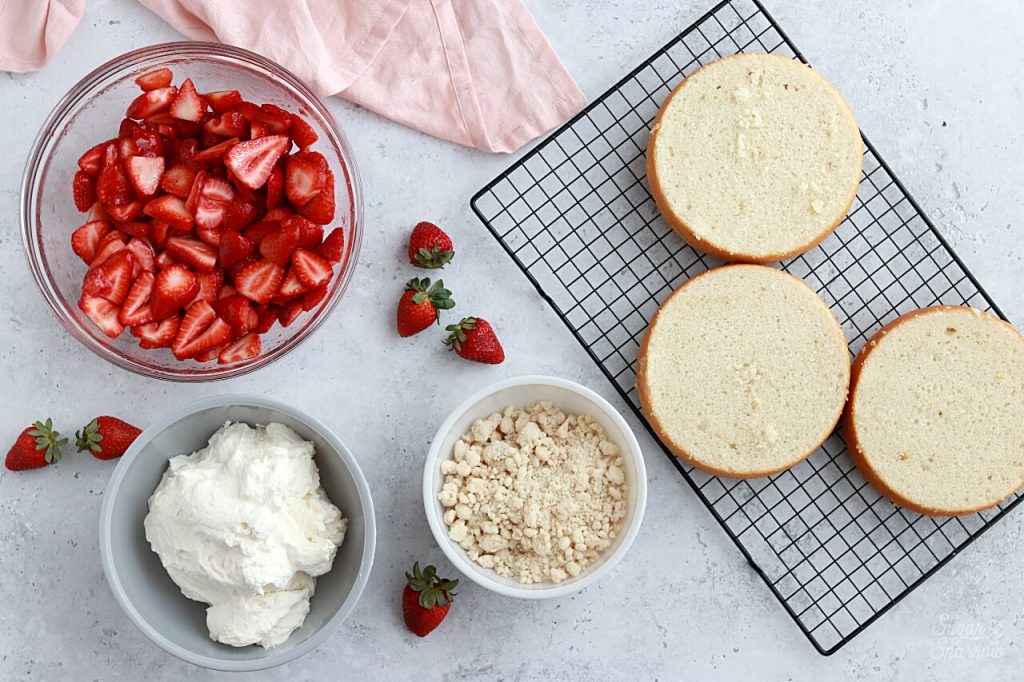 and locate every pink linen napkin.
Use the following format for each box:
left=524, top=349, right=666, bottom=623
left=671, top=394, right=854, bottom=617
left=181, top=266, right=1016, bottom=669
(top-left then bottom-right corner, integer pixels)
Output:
left=0, top=0, right=84, bottom=73
left=0, top=0, right=587, bottom=153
